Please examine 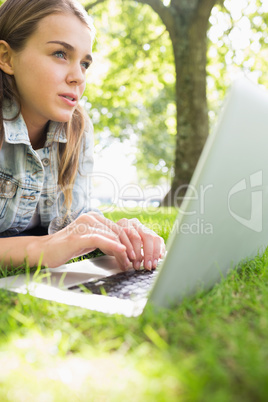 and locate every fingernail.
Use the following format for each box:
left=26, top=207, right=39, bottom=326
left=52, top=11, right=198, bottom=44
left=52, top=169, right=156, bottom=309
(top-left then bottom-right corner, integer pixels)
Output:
left=125, top=258, right=131, bottom=267
left=131, top=250, right=136, bottom=260
left=153, top=259, right=158, bottom=268
left=147, top=260, right=152, bottom=271
left=134, top=261, right=141, bottom=270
